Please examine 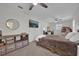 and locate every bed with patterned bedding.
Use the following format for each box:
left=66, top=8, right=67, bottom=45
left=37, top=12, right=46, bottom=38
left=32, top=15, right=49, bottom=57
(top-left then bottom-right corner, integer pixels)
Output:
left=36, top=35, right=77, bottom=56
